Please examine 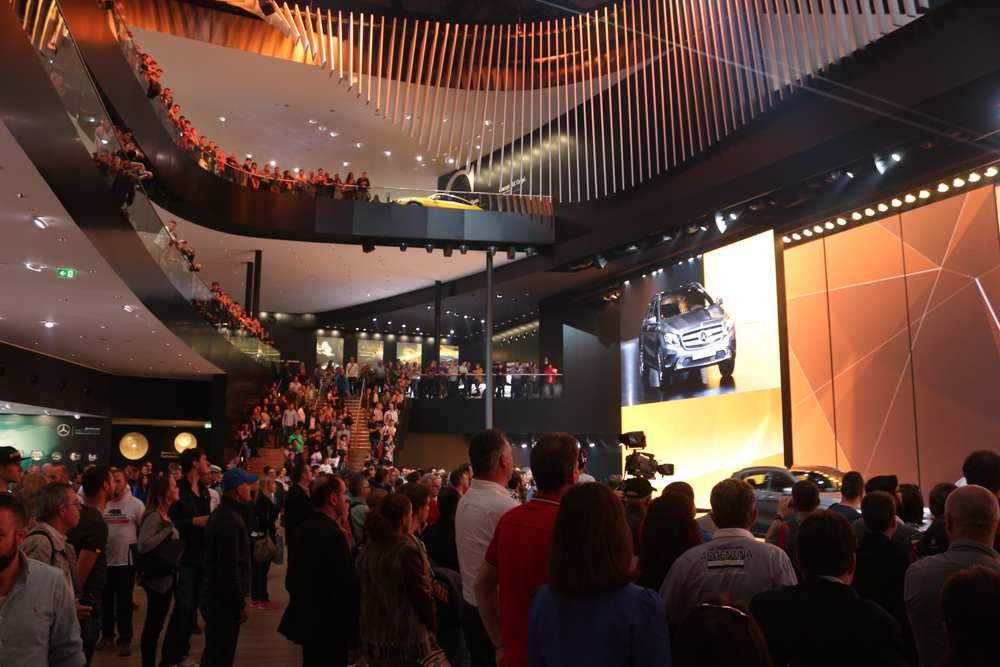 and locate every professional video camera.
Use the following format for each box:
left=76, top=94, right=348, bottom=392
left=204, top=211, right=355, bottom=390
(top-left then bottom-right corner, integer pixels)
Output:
left=618, top=431, right=675, bottom=480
